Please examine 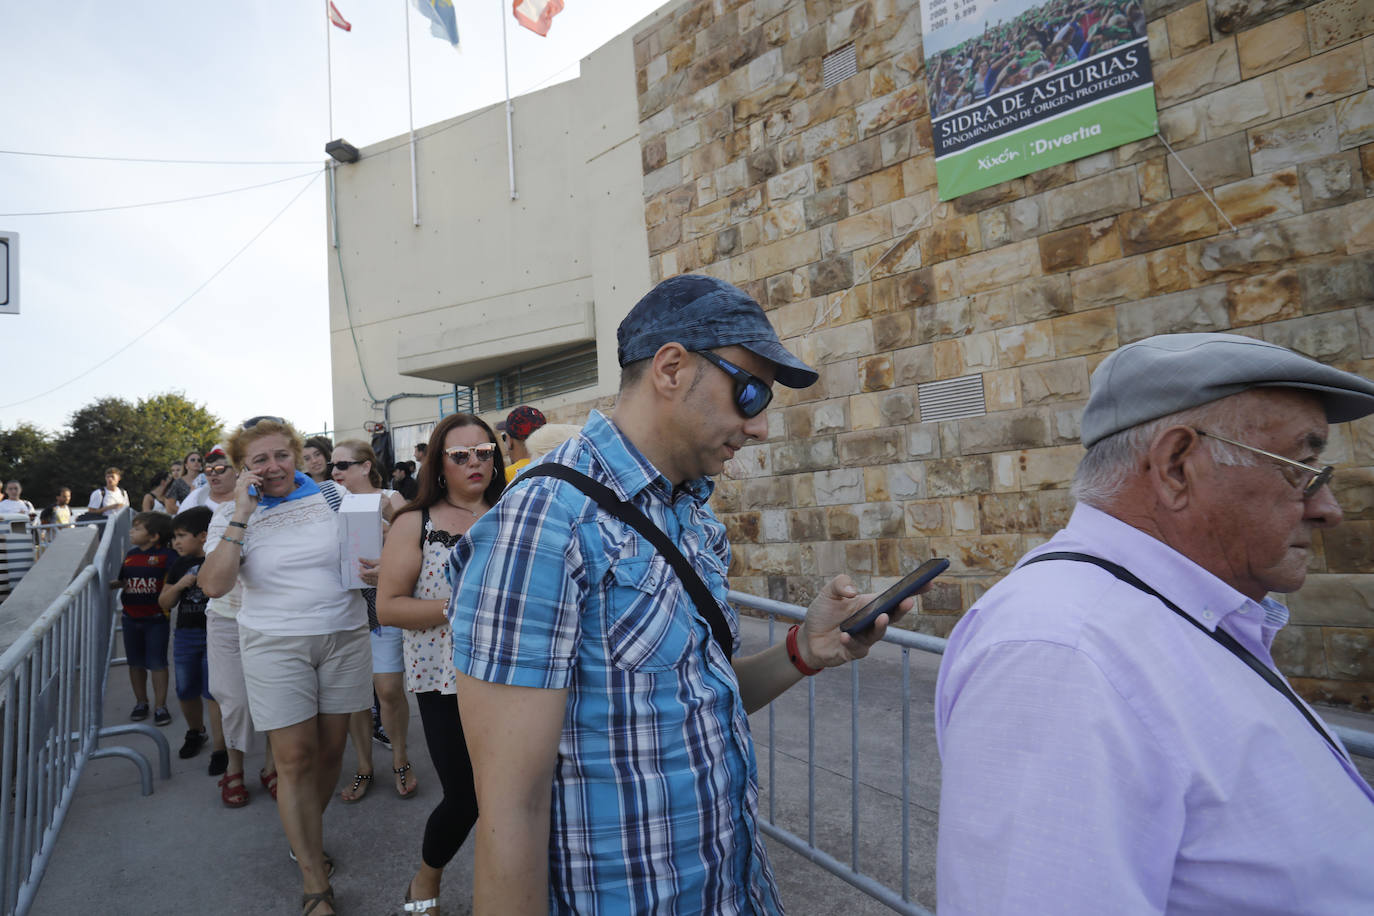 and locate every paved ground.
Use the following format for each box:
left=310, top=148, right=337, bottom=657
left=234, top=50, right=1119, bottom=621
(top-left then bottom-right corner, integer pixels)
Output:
left=29, top=618, right=943, bottom=915
left=28, top=615, right=1374, bottom=915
